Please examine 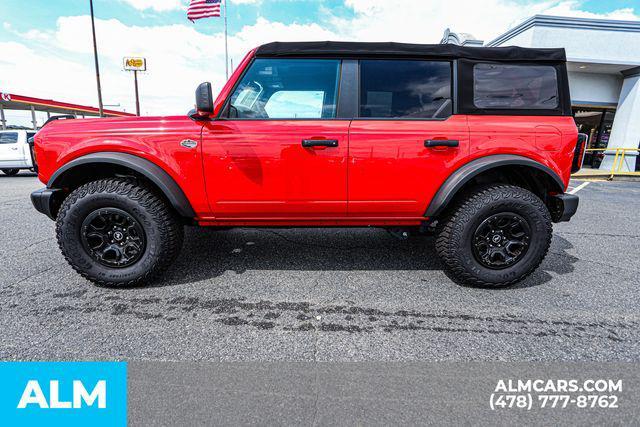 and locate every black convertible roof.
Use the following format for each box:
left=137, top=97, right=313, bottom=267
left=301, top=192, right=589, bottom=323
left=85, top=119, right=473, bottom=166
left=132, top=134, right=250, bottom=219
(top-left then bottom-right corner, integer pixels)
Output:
left=255, top=41, right=566, bottom=62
